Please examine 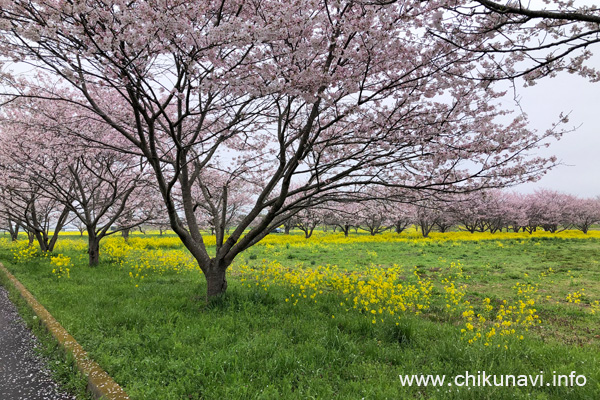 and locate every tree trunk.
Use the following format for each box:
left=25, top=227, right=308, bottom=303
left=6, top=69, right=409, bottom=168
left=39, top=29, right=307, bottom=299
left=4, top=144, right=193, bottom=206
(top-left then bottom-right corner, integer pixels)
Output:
left=34, top=231, right=50, bottom=252
left=206, top=261, right=228, bottom=298
left=283, top=220, right=293, bottom=235
left=27, top=231, right=34, bottom=246
left=420, top=224, right=432, bottom=238
left=88, top=235, right=100, bottom=266
left=122, top=228, right=130, bottom=242
left=304, top=227, right=315, bottom=239
left=7, top=220, right=19, bottom=241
